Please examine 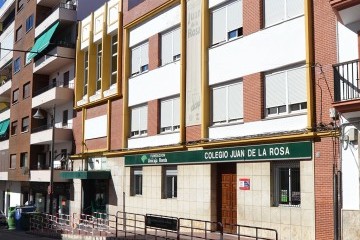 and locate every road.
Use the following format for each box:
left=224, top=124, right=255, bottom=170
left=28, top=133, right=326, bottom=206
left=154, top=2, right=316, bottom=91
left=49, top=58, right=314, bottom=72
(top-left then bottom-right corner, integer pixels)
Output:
left=0, top=229, right=57, bottom=239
